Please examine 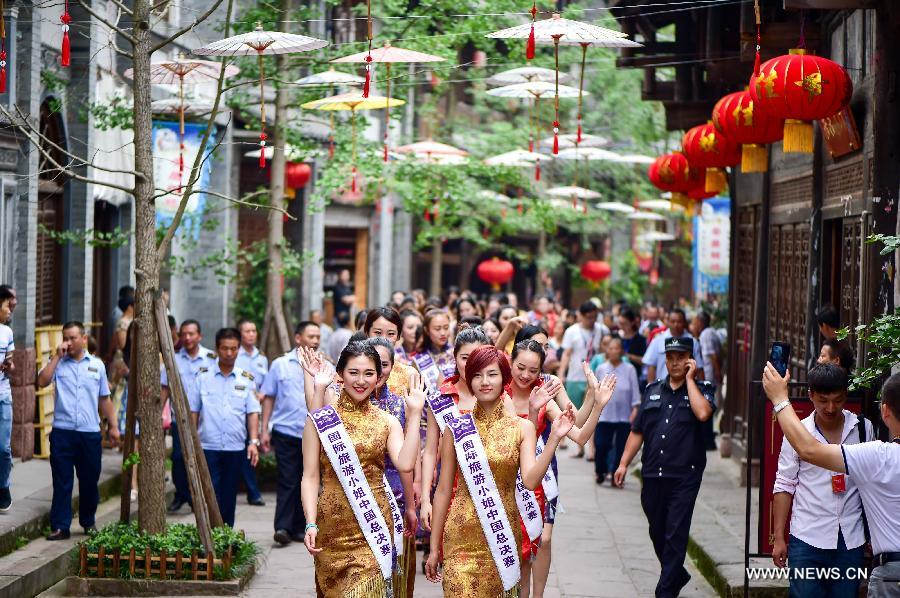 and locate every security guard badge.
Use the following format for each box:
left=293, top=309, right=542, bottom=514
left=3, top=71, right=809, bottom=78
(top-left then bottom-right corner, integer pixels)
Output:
left=241, top=370, right=255, bottom=381
left=649, top=394, right=661, bottom=401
